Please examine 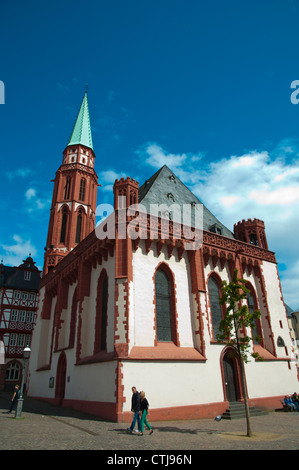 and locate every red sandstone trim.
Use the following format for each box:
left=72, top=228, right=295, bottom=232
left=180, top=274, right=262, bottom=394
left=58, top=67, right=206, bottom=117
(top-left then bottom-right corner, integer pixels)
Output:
left=129, top=342, right=206, bottom=361
left=30, top=394, right=287, bottom=423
